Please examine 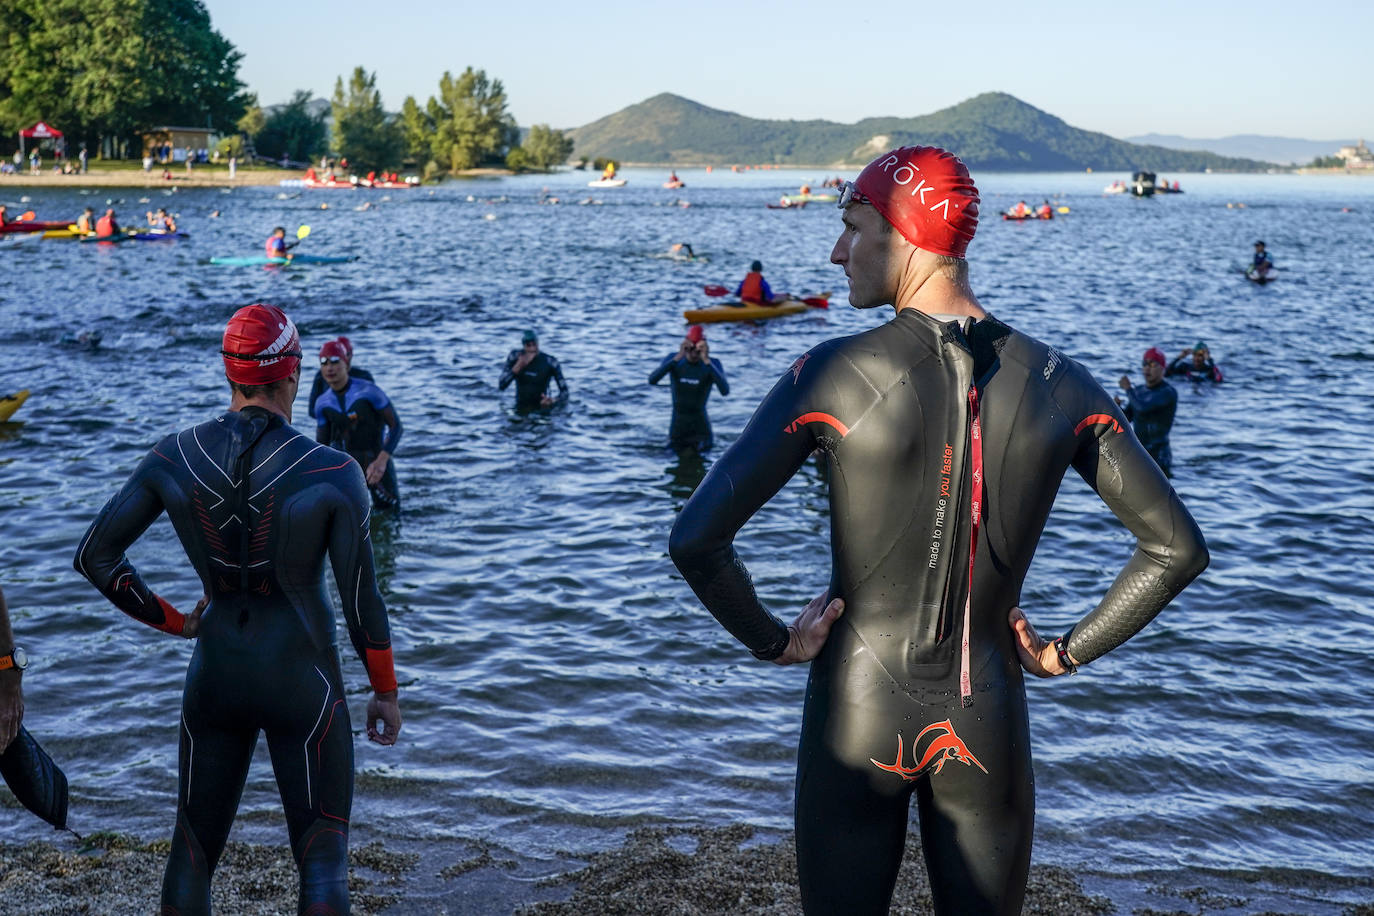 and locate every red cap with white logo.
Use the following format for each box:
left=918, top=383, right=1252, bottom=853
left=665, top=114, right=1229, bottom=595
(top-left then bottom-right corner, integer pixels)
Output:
left=852, top=146, right=980, bottom=258
left=221, top=304, right=301, bottom=385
